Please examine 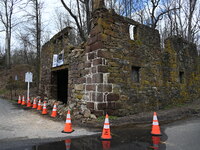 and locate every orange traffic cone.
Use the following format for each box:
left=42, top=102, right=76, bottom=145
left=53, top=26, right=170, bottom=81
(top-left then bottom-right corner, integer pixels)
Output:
left=26, top=97, right=32, bottom=107
left=101, top=114, right=112, bottom=140
left=17, top=95, right=22, bottom=104
left=37, top=99, right=42, bottom=110
left=62, top=110, right=74, bottom=133
left=150, top=136, right=161, bottom=149
left=21, top=96, right=26, bottom=105
left=151, top=112, right=161, bottom=136
left=42, top=101, right=48, bottom=115
left=102, top=140, right=111, bottom=150
left=32, top=98, right=37, bottom=109
left=65, top=139, right=71, bottom=150
left=51, top=103, right=57, bottom=117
